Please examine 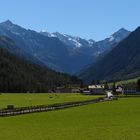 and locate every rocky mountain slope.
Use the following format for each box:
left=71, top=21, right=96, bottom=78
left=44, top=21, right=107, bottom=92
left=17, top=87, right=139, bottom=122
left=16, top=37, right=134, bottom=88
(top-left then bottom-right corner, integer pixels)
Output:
left=0, top=20, right=130, bottom=74
left=0, top=36, right=81, bottom=92
left=79, top=26, right=140, bottom=83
